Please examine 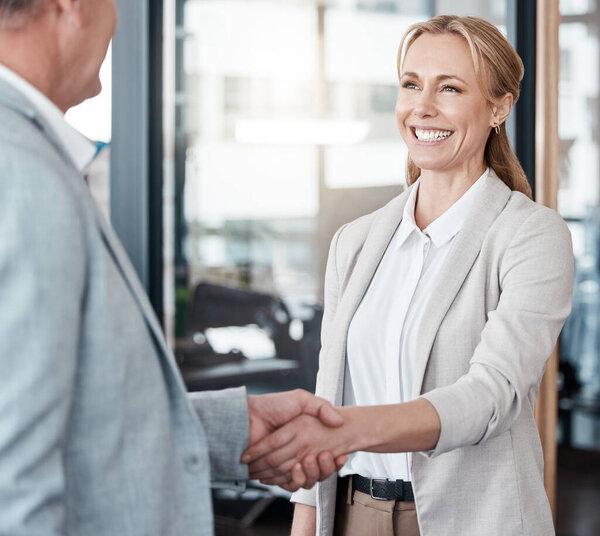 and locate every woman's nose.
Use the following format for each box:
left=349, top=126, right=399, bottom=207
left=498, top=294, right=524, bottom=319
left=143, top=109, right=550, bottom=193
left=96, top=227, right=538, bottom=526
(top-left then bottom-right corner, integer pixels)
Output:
left=413, top=90, right=438, bottom=118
